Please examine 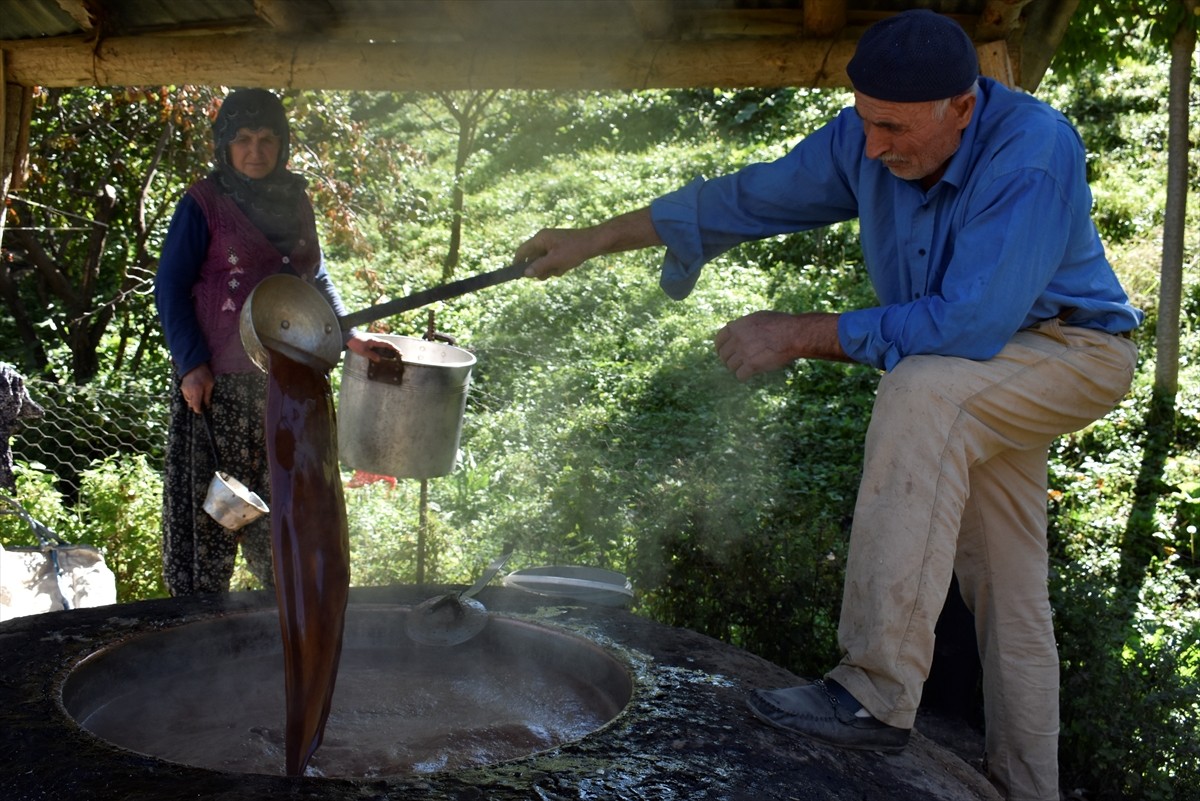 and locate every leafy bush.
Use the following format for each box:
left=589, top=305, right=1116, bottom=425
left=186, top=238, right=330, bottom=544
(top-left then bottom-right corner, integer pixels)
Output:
left=1, top=457, right=165, bottom=603
left=1053, top=535, right=1200, bottom=800
left=0, top=464, right=85, bottom=546
left=76, top=454, right=165, bottom=601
